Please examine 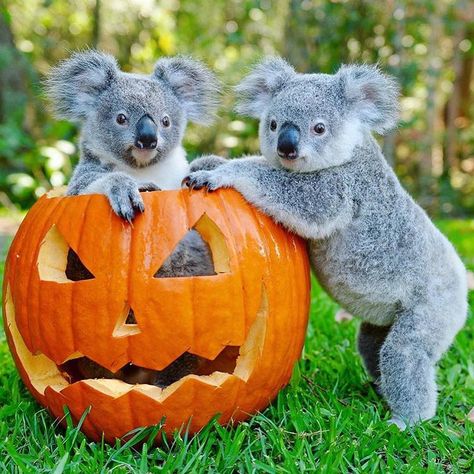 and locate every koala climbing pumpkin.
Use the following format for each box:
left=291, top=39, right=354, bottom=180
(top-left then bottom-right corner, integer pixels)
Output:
left=3, top=188, right=310, bottom=443
left=186, top=57, right=468, bottom=429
